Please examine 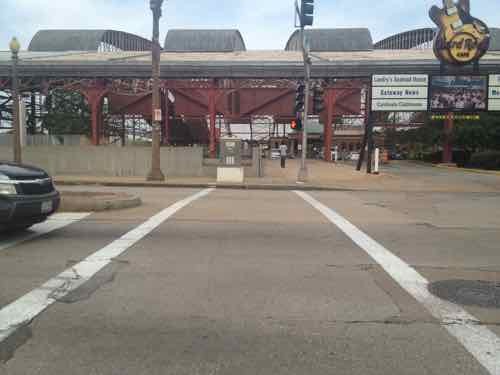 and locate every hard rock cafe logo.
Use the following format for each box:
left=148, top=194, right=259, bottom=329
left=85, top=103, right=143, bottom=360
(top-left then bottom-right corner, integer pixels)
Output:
left=429, top=0, right=490, bottom=65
